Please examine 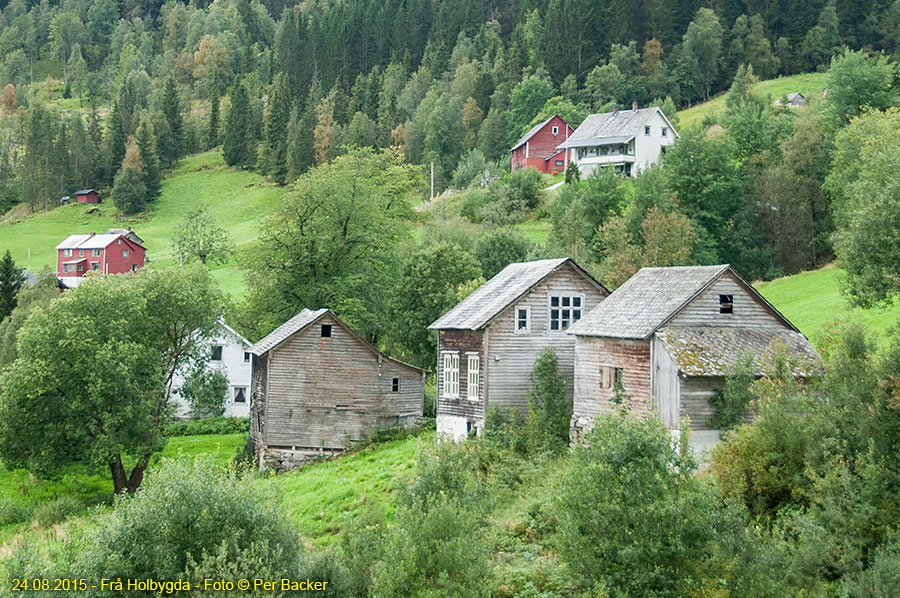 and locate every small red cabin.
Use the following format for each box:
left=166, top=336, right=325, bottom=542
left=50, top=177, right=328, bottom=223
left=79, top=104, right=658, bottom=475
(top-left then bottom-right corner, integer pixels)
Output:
left=510, top=115, right=575, bottom=173
left=56, top=228, right=146, bottom=281
left=74, top=189, right=101, bottom=204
